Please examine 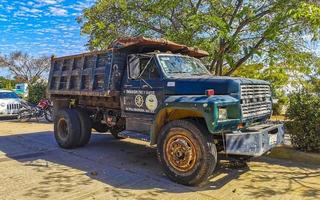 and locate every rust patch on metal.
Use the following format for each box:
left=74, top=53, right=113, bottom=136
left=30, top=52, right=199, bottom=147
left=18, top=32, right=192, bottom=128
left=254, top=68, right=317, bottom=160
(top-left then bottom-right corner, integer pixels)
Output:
left=109, top=36, right=209, bottom=58
left=165, top=129, right=197, bottom=172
